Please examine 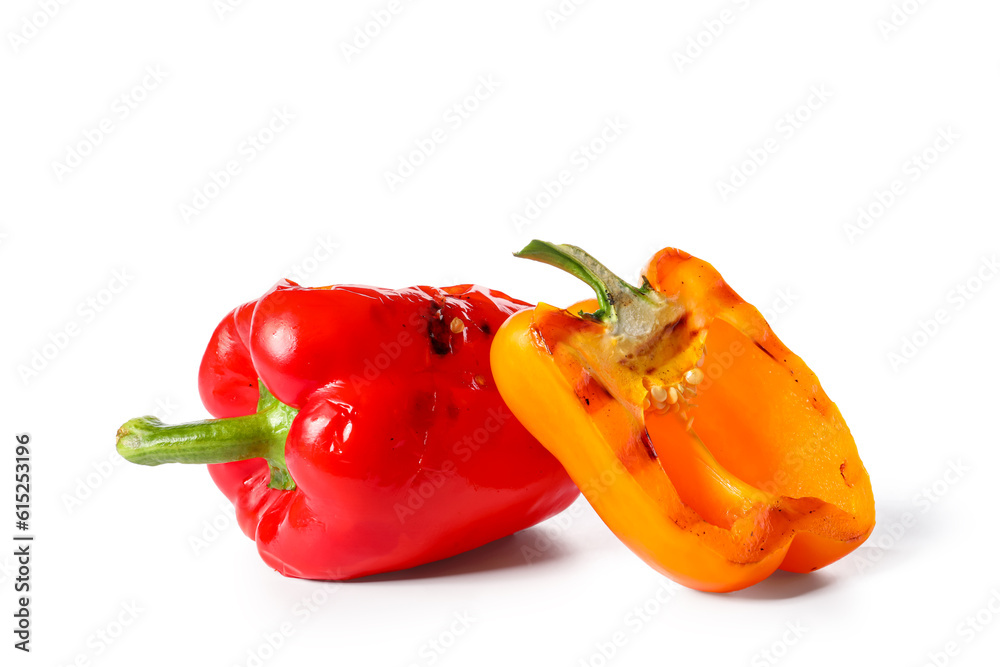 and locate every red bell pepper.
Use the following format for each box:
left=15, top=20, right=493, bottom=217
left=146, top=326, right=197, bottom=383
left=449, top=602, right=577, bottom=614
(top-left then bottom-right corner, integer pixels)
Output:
left=116, top=280, right=579, bottom=579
